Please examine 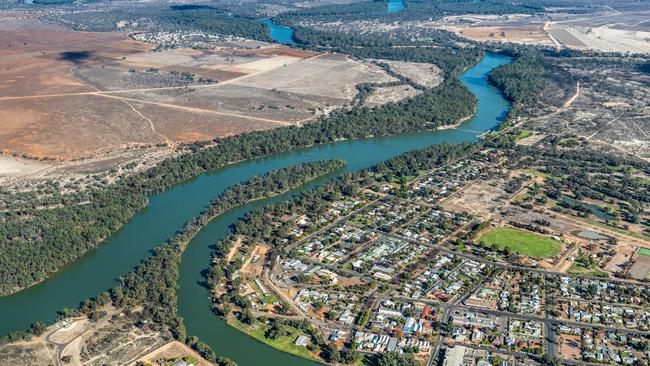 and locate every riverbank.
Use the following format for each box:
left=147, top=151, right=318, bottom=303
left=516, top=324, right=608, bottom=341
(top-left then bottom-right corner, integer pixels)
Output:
left=226, top=317, right=322, bottom=363
left=0, top=55, right=511, bottom=363
left=176, top=54, right=512, bottom=366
